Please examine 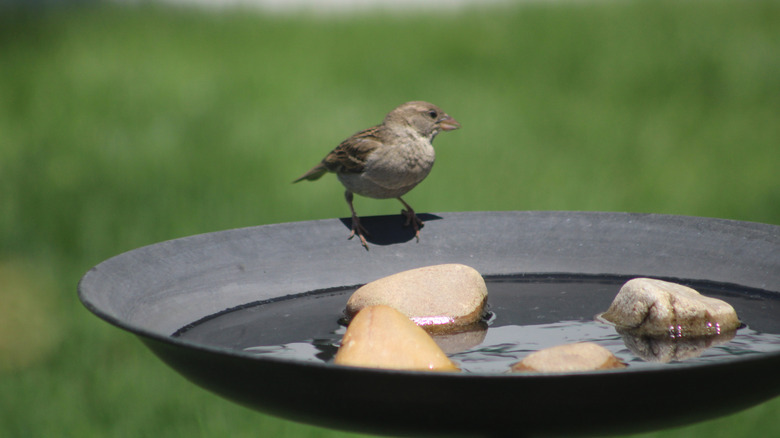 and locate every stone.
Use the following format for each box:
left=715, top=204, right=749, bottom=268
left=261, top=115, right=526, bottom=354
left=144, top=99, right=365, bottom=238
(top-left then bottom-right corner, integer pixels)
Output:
left=511, top=342, right=626, bottom=373
left=345, top=264, right=488, bottom=333
left=600, top=278, right=740, bottom=337
left=333, top=305, right=459, bottom=372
